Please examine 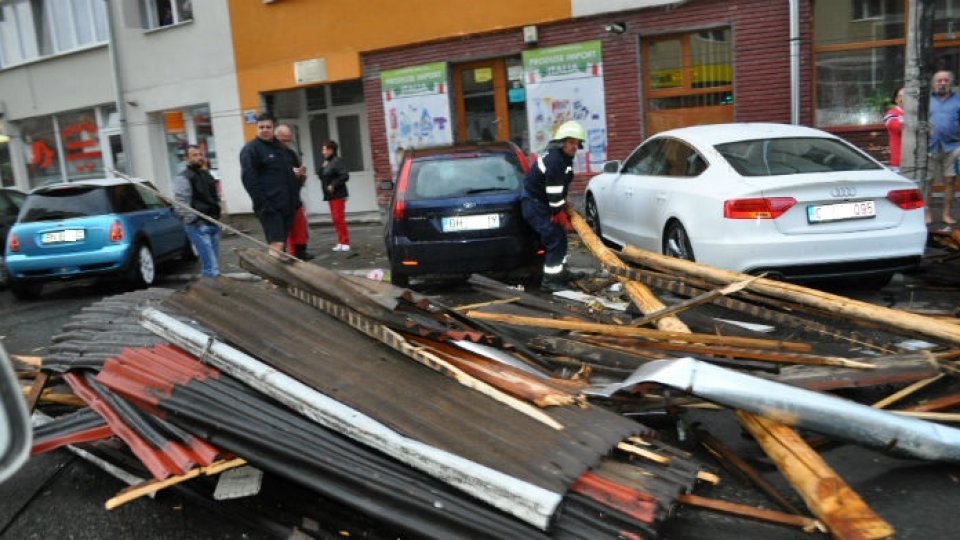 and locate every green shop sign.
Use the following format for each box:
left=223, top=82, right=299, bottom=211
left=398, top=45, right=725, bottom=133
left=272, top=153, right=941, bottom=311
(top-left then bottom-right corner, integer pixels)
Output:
left=523, top=41, right=602, bottom=79
left=381, top=62, right=447, bottom=98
